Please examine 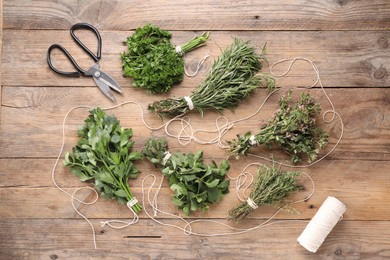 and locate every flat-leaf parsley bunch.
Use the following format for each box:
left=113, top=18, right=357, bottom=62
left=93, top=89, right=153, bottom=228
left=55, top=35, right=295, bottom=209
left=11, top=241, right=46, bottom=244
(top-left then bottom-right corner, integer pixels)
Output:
left=142, top=137, right=230, bottom=215
left=227, top=91, right=329, bottom=163
left=121, top=23, right=209, bottom=94
left=148, top=38, right=275, bottom=117
left=63, top=108, right=142, bottom=213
